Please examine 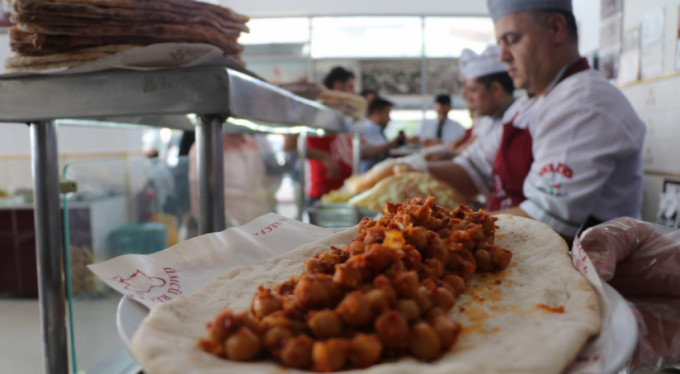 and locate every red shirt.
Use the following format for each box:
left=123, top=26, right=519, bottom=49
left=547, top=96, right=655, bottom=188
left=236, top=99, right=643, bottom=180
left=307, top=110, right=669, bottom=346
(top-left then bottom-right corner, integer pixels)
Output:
left=306, top=135, right=354, bottom=198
